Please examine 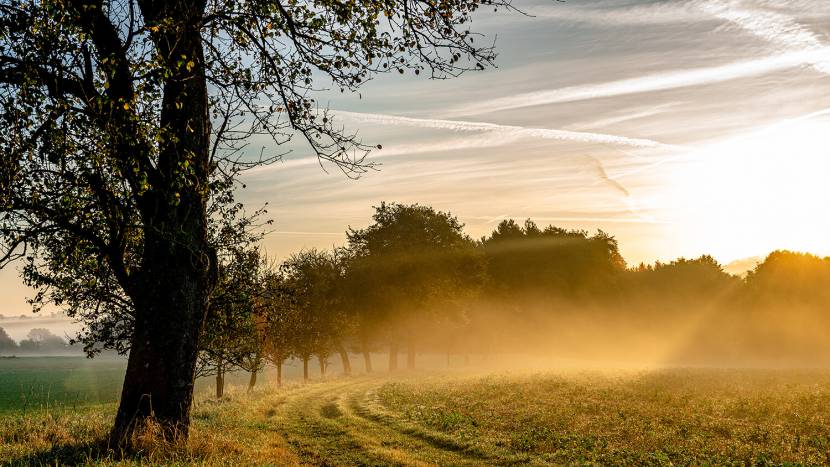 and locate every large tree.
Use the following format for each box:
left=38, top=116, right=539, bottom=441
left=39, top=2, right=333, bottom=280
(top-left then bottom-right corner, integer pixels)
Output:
left=347, top=202, right=482, bottom=370
left=0, top=0, right=513, bottom=441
